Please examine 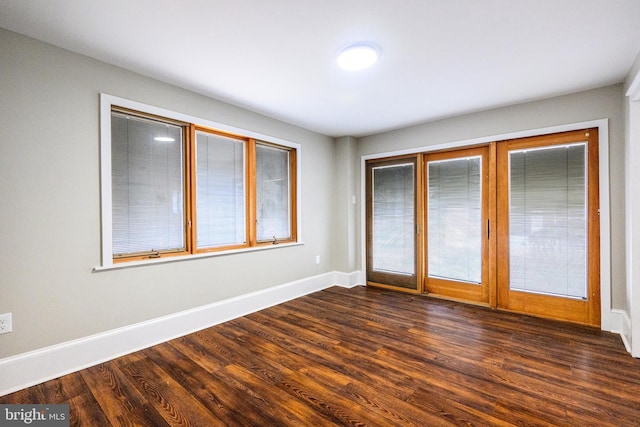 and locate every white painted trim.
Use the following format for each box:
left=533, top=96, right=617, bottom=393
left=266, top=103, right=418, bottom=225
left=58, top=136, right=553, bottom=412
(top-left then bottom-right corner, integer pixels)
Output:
left=332, top=270, right=365, bottom=288
left=99, top=93, right=303, bottom=268
left=610, top=309, right=632, bottom=354
left=101, top=94, right=302, bottom=151
left=626, top=99, right=640, bottom=358
left=626, top=69, right=640, bottom=101
left=93, top=242, right=304, bottom=272
left=0, top=271, right=361, bottom=397
left=360, top=119, right=615, bottom=331
left=360, top=119, right=608, bottom=162
left=597, top=121, right=613, bottom=332
left=99, top=94, right=113, bottom=267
